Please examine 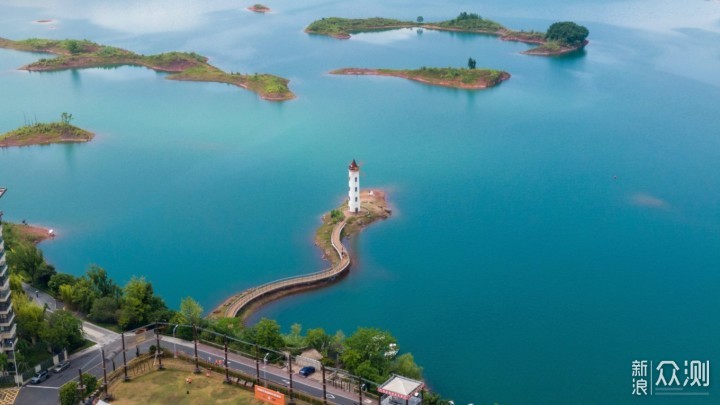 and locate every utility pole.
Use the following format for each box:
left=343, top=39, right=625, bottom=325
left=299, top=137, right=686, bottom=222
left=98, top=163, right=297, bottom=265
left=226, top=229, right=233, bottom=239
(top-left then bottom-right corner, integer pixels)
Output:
left=193, top=324, right=200, bottom=373
left=101, top=347, right=108, bottom=396
left=223, top=335, right=231, bottom=384
left=322, top=365, right=327, bottom=405
left=121, top=333, right=129, bottom=381
left=254, top=344, right=260, bottom=383
left=155, top=323, right=164, bottom=369
left=288, top=353, right=294, bottom=402
left=77, top=369, right=84, bottom=403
